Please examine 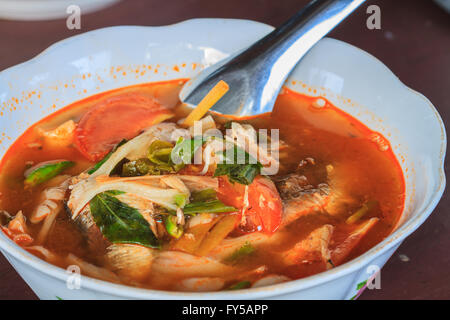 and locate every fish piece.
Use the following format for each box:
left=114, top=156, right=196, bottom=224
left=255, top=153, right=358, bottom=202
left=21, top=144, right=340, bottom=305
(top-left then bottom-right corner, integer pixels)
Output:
left=31, top=181, right=69, bottom=224
left=275, top=172, right=331, bottom=225
left=106, top=244, right=155, bottom=283
left=6, top=210, right=28, bottom=234
left=331, top=218, right=379, bottom=266
left=282, top=183, right=331, bottom=226
left=324, top=163, right=358, bottom=216
left=1, top=211, right=34, bottom=246
left=32, top=178, right=71, bottom=244
left=281, top=224, right=334, bottom=268
left=69, top=204, right=110, bottom=255
left=39, top=120, right=76, bottom=148
left=209, top=174, right=330, bottom=261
